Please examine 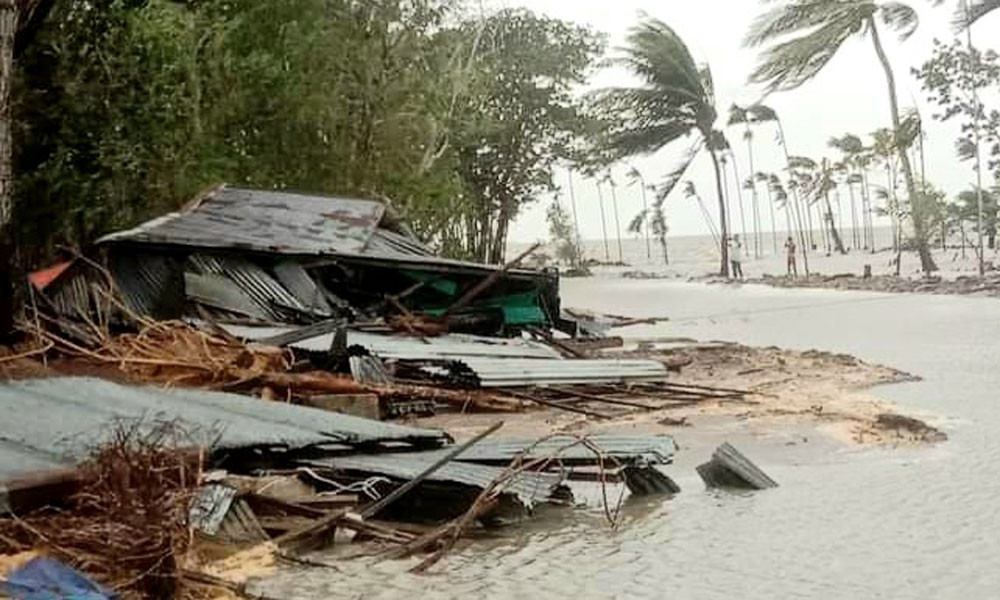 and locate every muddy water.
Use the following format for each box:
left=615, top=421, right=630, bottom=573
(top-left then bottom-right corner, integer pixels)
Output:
left=257, top=282, right=1000, bottom=599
